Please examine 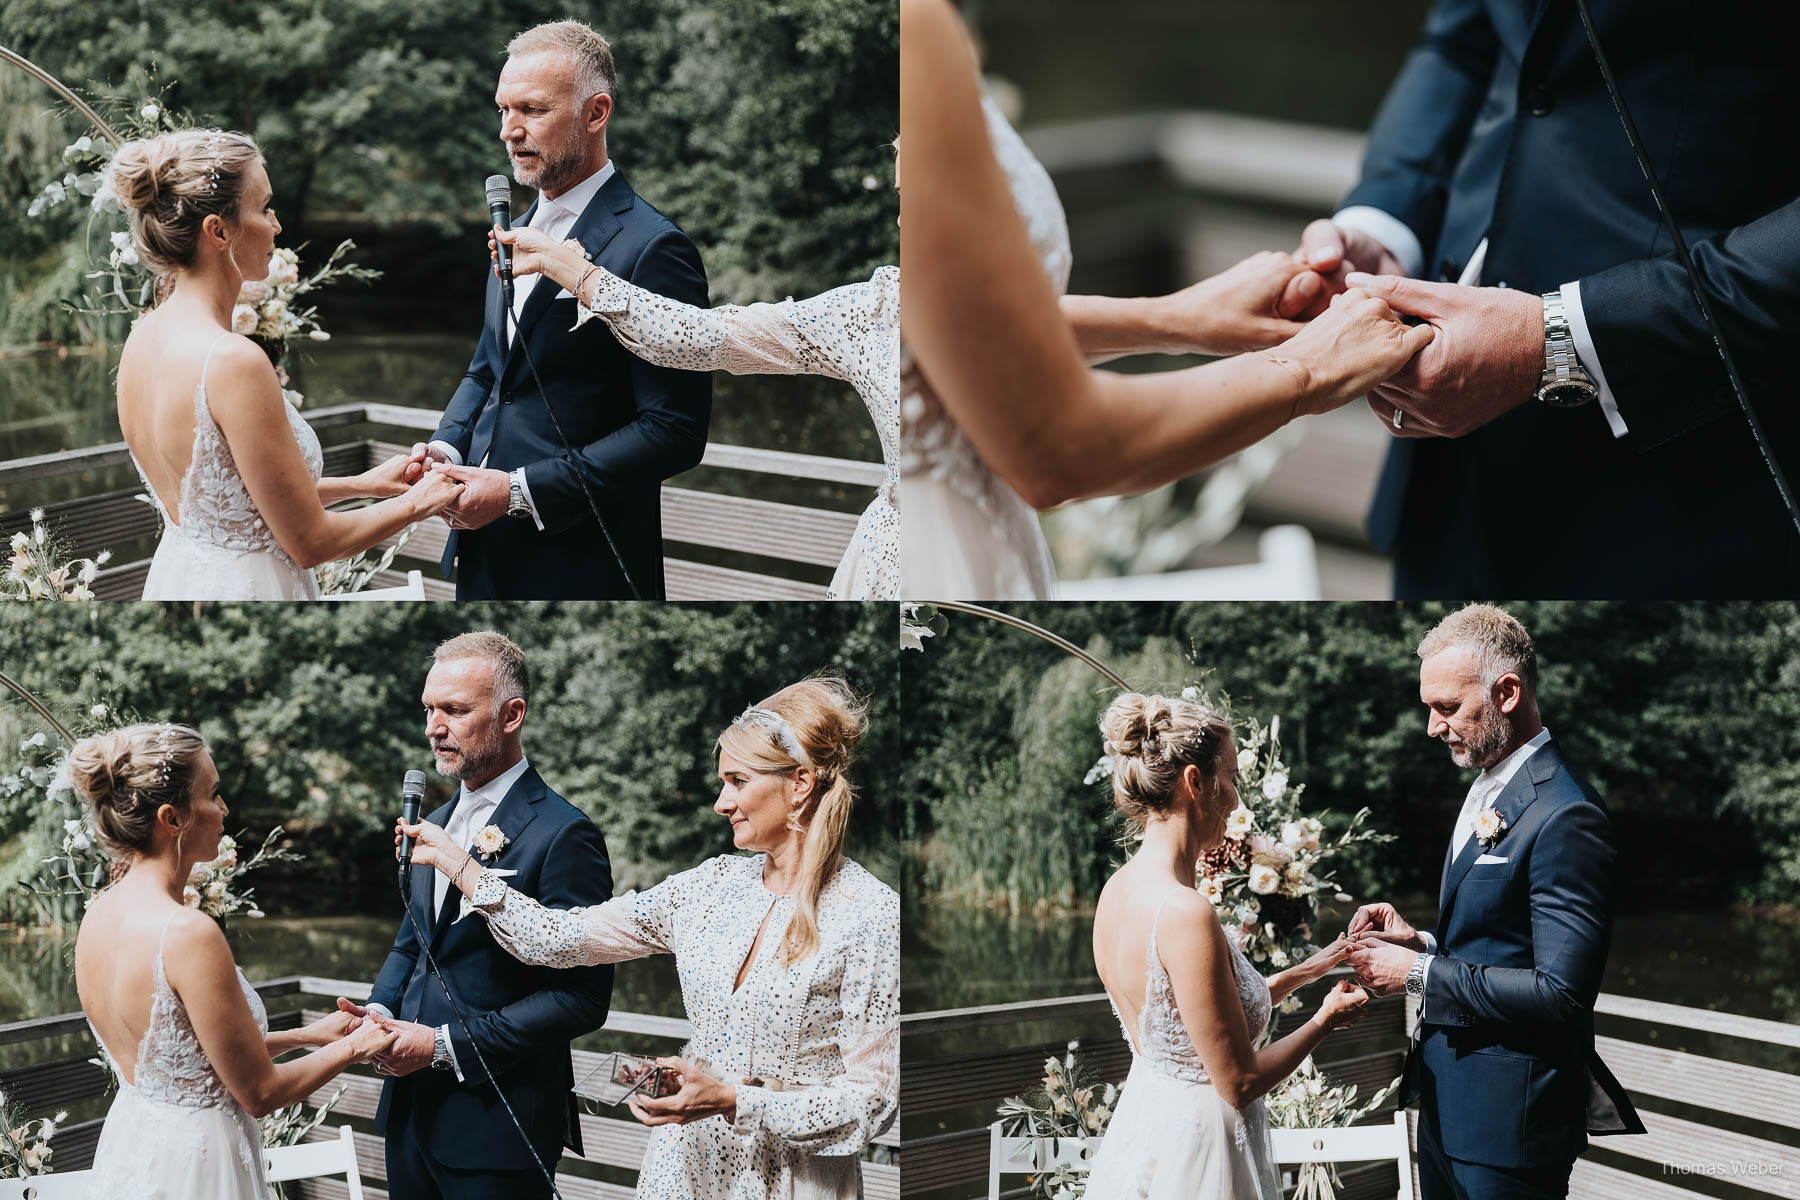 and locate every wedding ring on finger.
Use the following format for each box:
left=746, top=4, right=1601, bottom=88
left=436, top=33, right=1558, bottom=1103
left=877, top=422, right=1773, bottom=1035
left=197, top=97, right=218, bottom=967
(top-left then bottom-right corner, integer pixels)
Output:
left=1392, top=407, right=1404, bottom=431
